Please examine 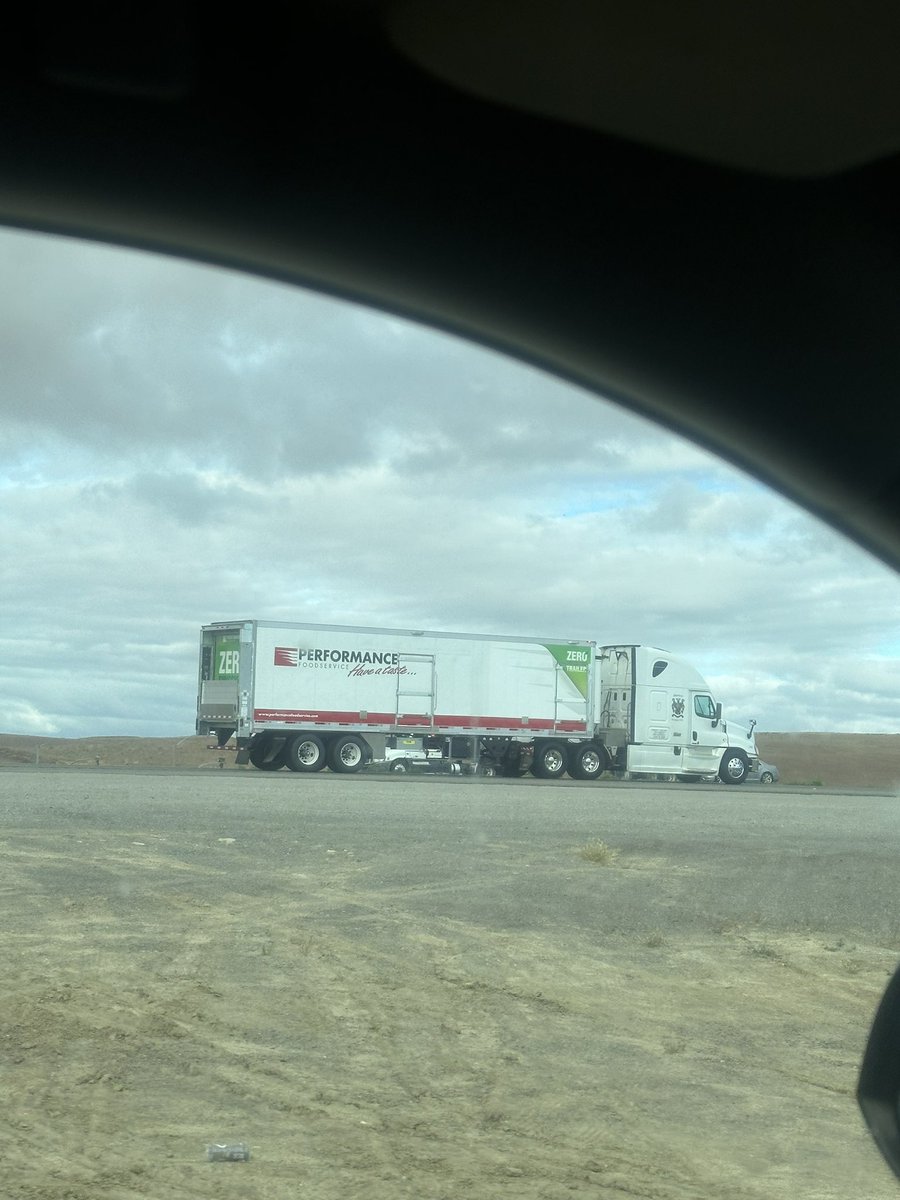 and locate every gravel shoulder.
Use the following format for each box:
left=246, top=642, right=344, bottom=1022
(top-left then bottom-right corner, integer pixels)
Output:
left=0, top=771, right=897, bottom=1199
